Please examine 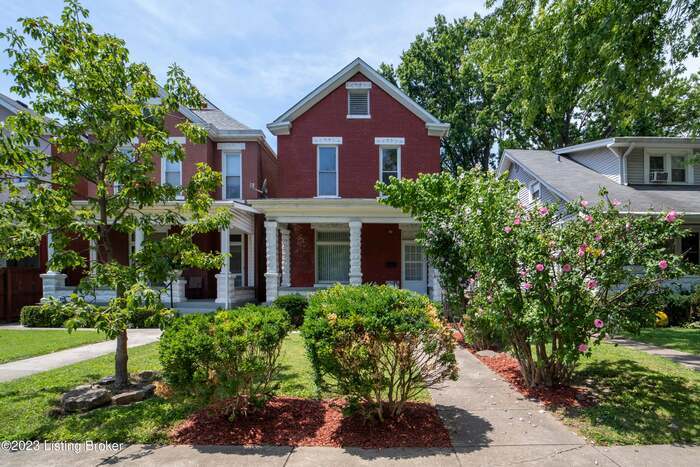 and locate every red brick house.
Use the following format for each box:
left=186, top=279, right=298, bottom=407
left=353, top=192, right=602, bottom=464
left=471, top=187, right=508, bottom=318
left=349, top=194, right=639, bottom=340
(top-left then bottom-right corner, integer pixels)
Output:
left=31, top=58, right=448, bottom=311
left=251, top=58, right=449, bottom=302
